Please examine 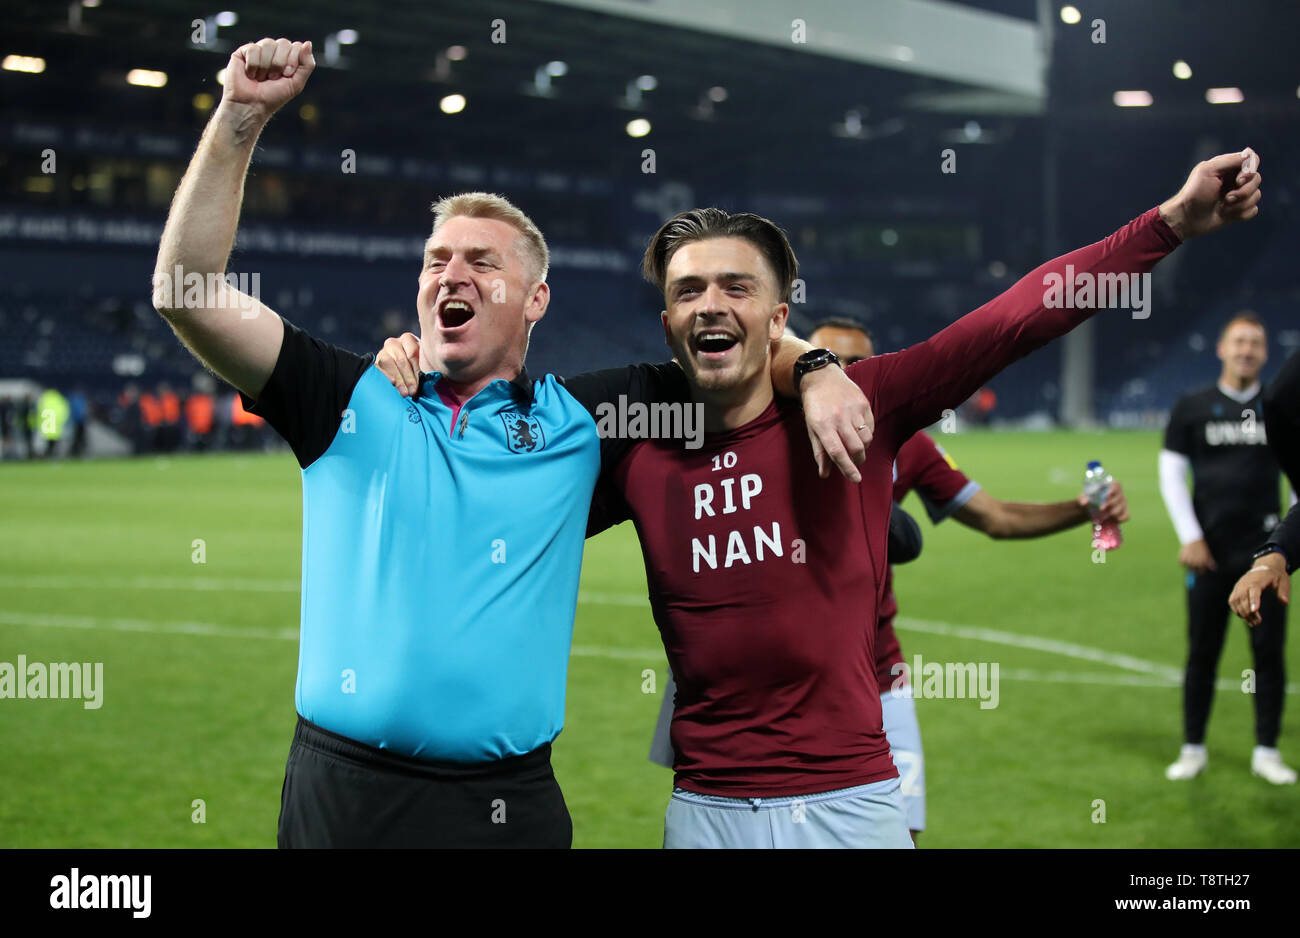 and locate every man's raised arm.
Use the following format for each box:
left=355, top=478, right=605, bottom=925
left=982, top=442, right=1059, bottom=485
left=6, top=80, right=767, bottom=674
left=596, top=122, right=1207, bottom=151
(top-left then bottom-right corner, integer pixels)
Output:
left=152, top=38, right=316, bottom=398
left=857, top=149, right=1263, bottom=444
